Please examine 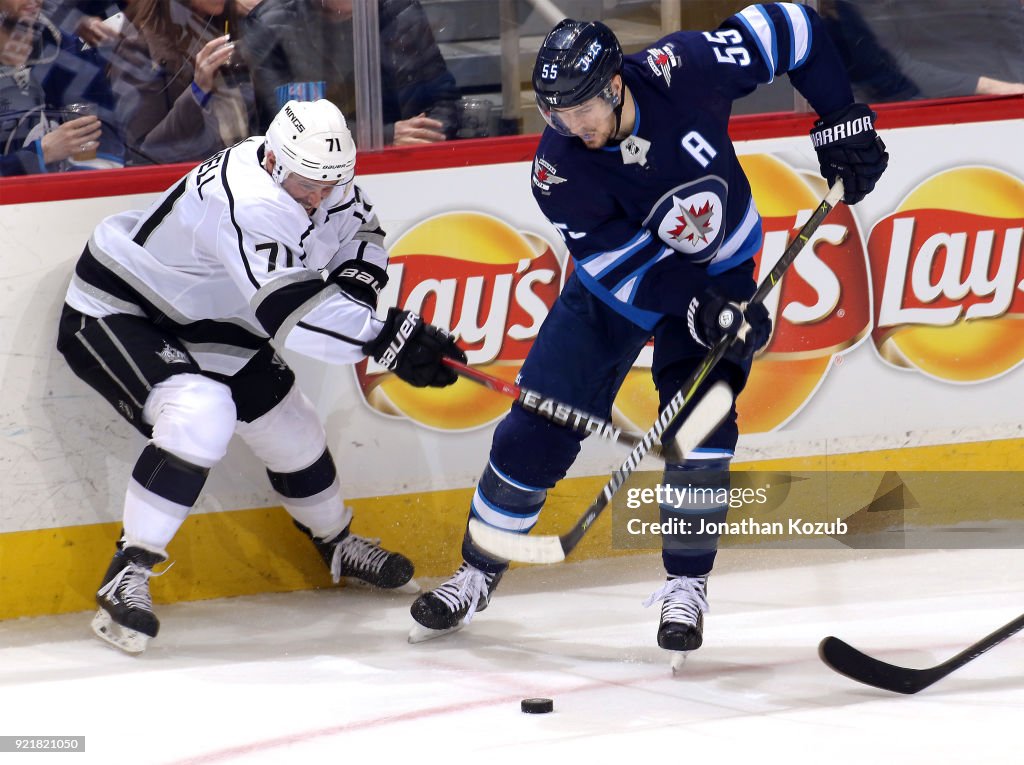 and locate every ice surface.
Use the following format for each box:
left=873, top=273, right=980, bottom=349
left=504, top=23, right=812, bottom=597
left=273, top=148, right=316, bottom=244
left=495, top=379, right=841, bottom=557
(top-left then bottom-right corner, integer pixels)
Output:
left=2, top=548, right=1021, bottom=764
